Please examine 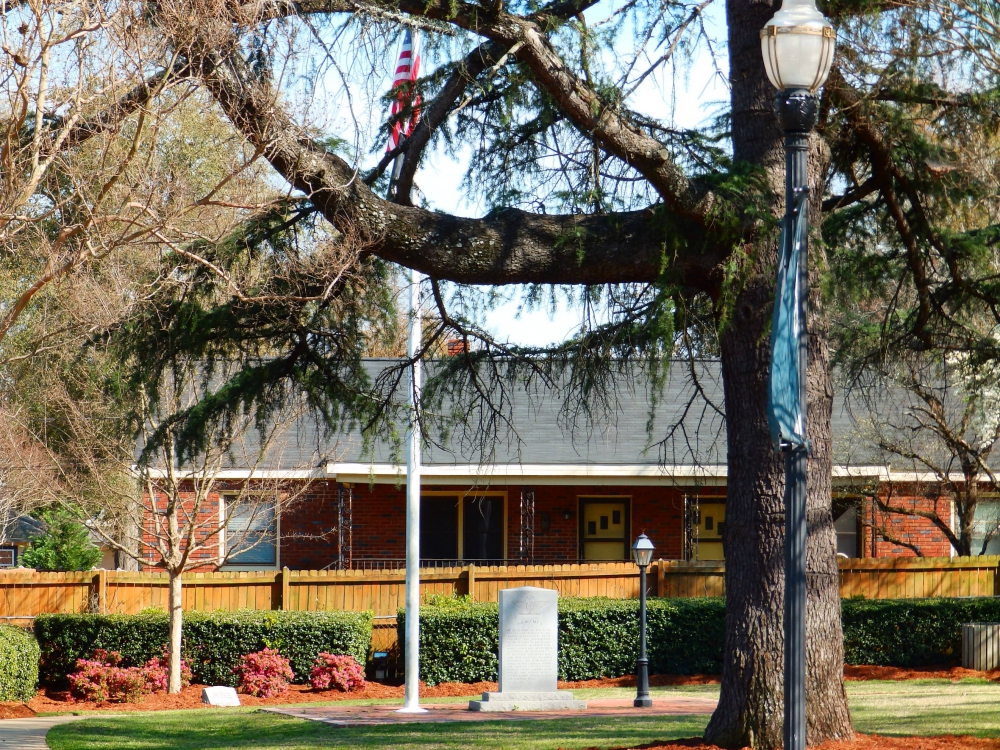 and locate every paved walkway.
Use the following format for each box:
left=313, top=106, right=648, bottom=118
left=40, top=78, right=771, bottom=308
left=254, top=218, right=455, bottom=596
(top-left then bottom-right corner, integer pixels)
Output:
left=266, top=695, right=719, bottom=727
left=0, top=715, right=85, bottom=749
